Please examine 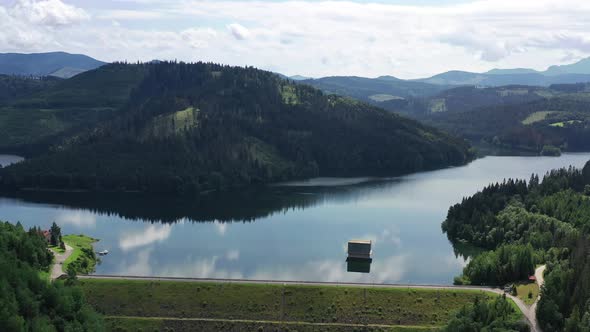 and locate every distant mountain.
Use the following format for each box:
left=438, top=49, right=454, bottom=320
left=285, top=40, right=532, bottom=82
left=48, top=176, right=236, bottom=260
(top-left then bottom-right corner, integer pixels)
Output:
left=300, top=76, right=448, bottom=102
left=289, top=75, right=312, bottom=81
left=0, top=62, right=472, bottom=194
left=417, top=71, right=590, bottom=87
left=485, top=68, right=539, bottom=75
left=417, top=57, right=590, bottom=86
left=0, top=52, right=105, bottom=78
left=544, top=57, right=590, bottom=76
left=418, top=71, right=488, bottom=86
